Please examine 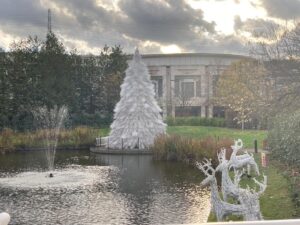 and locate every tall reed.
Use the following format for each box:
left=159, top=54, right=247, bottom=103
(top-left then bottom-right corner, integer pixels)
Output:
left=151, top=134, right=233, bottom=165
